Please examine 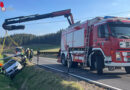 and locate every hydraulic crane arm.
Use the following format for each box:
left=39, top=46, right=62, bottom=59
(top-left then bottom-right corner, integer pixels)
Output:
left=3, top=9, right=74, bottom=30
